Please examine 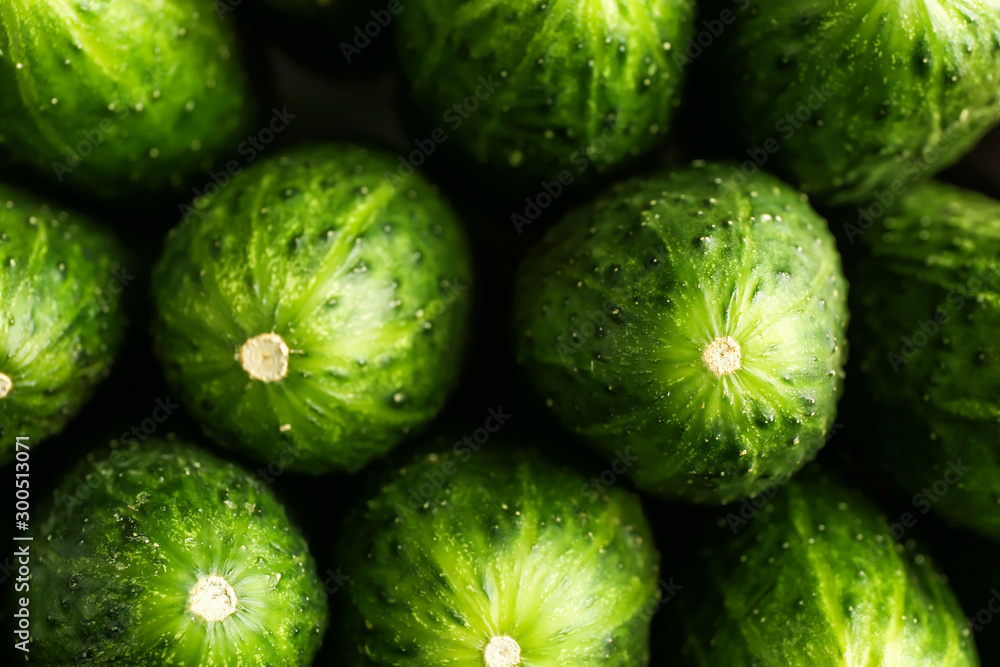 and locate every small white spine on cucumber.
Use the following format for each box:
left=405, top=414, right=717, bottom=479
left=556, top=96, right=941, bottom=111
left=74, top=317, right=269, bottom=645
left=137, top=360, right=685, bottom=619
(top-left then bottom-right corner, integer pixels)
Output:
left=240, top=333, right=289, bottom=383
left=702, top=336, right=742, bottom=377
left=188, top=574, right=238, bottom=622
left=484, top=635, right=521, bottom=667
